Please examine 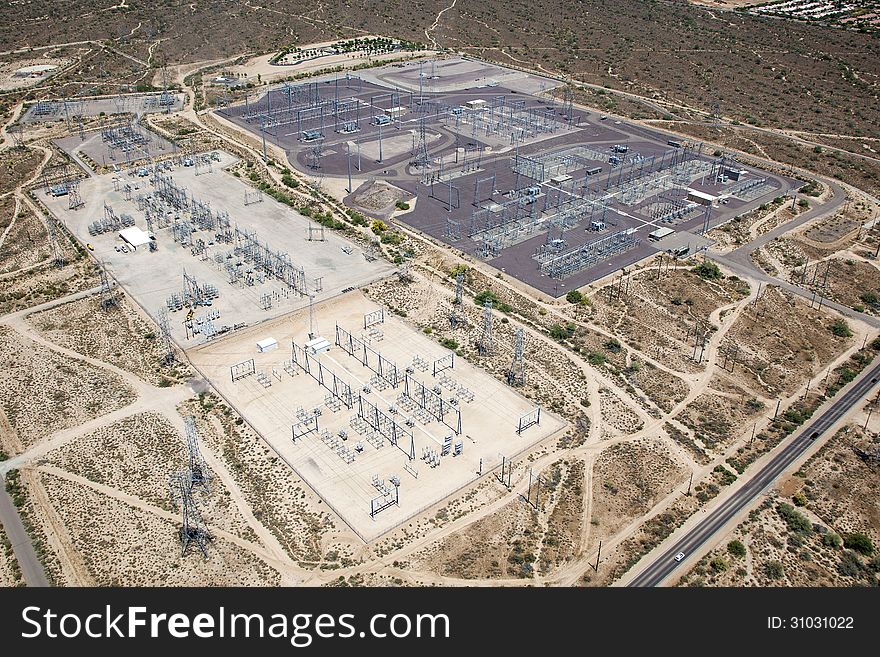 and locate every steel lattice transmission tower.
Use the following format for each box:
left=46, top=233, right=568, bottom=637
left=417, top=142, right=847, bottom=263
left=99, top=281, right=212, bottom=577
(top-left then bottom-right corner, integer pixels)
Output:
left=98, top=261, right=117, bottom=309
left=410, top=116, right=430, bottom=169
left=449, top=272, right=465, bottom=327
left=157, top=307, right=175, bottom=366
left=67, top=178, right=84, bottom=210
left=172, top=471, right=212, bottom=559
left=507, top=326, right=525, bottom=386
left=184, top=415, right=211, bottom=492
left=8, top=125, right=24, bottom=150
left=478, top=300, right=494, bottom=356
left=45, top=216, right=65, bottom=268
left=563, top=86, right=574, bottom=126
